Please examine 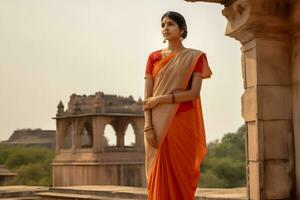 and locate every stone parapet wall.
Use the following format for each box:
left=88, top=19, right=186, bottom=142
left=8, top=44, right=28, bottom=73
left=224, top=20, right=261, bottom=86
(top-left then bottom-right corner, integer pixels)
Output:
left=57, top=91, right=143, bottom=117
